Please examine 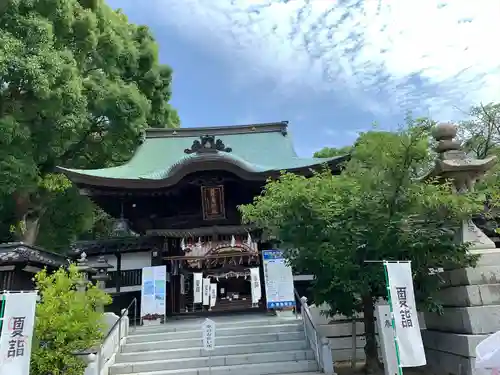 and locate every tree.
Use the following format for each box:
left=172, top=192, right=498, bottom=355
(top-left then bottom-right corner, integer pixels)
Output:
left=30, top=265, right=111, bottom=375
left=459, top=103, right=500, bottom=159
left=0, top=0, right=179, bottom=246
left=313, top=146, right=352, bottom=158
left=240, top=122, right=484, bottom=372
